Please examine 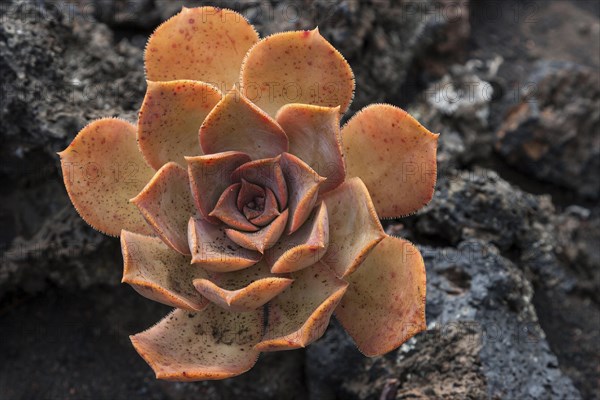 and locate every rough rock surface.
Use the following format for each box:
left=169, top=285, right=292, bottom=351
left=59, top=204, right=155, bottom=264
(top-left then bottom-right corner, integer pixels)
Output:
left=306, top=240, right=580, bottom=400
left=495, top=61, right=600, bottom=199
left=1, top=207, right=121, bottom=296
left=408, top=169, right=600, bottom=399
left=0, top=0, right=144, bottom=292
left=409, top=58, right=501, bottom=173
